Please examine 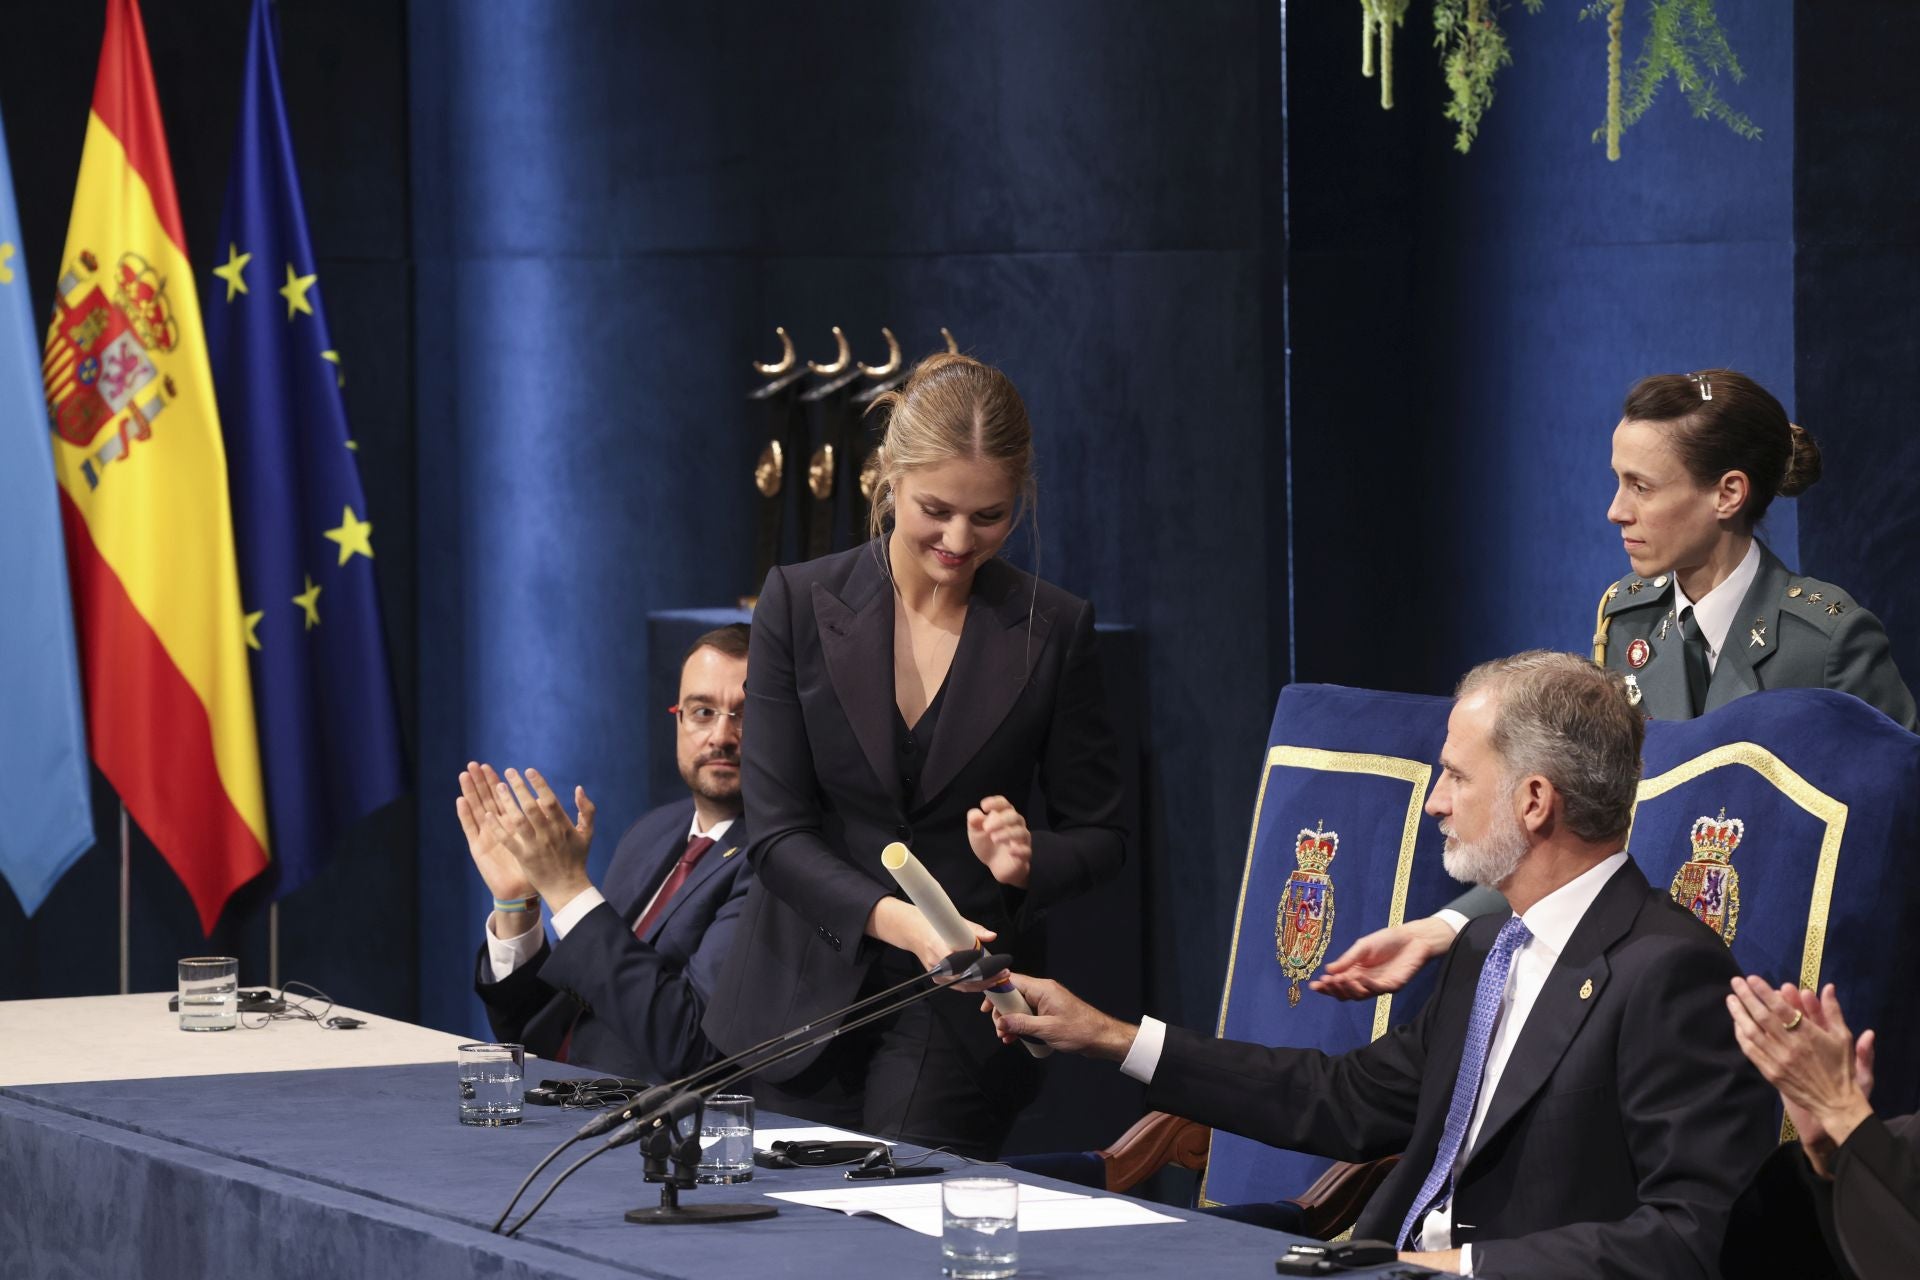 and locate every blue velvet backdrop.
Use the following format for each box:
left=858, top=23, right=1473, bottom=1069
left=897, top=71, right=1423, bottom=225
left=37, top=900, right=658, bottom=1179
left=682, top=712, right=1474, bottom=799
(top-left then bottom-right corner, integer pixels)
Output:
left=8, top=3, right=1919, bottom=1131
left=408, top=0, right=1280, bottom=1038
left=1287, top=0, right=1797, bottom=698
